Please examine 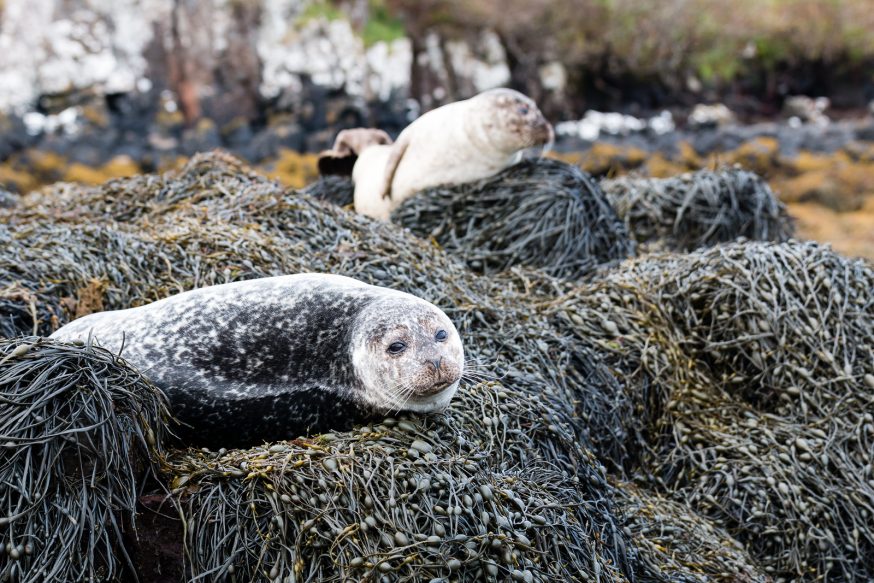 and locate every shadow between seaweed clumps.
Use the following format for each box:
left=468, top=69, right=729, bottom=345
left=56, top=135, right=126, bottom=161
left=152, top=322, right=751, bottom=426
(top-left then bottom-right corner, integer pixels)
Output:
left=301, top=175, right=355, bottom=208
